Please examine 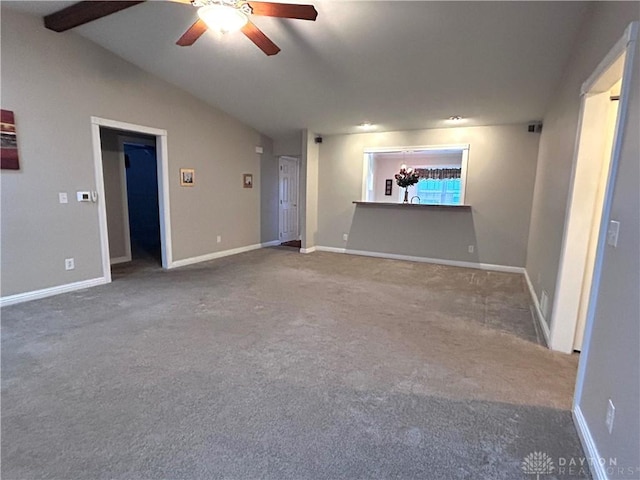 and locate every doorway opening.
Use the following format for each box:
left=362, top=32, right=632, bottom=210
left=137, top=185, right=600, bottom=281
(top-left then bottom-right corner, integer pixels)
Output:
left=361, top=145, right=470, bottom=205
left=91, top=117, right=172, bottom=284
left=279, top=156, right=300, bottom=247
left=112, top=132, right=162, bottom=271
left=101, top=129, right=161, bottom=273
left=549, top=23, right=637, bottom=356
